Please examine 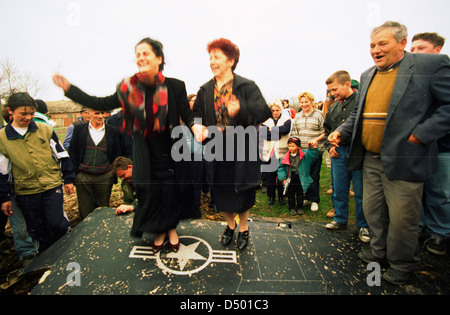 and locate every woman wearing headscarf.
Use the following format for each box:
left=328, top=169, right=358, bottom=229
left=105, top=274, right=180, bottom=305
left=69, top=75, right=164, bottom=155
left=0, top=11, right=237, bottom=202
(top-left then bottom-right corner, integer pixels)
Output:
left=193, top=38, right=271, bottom=250
left=52, top=37, right=201, bottom=254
